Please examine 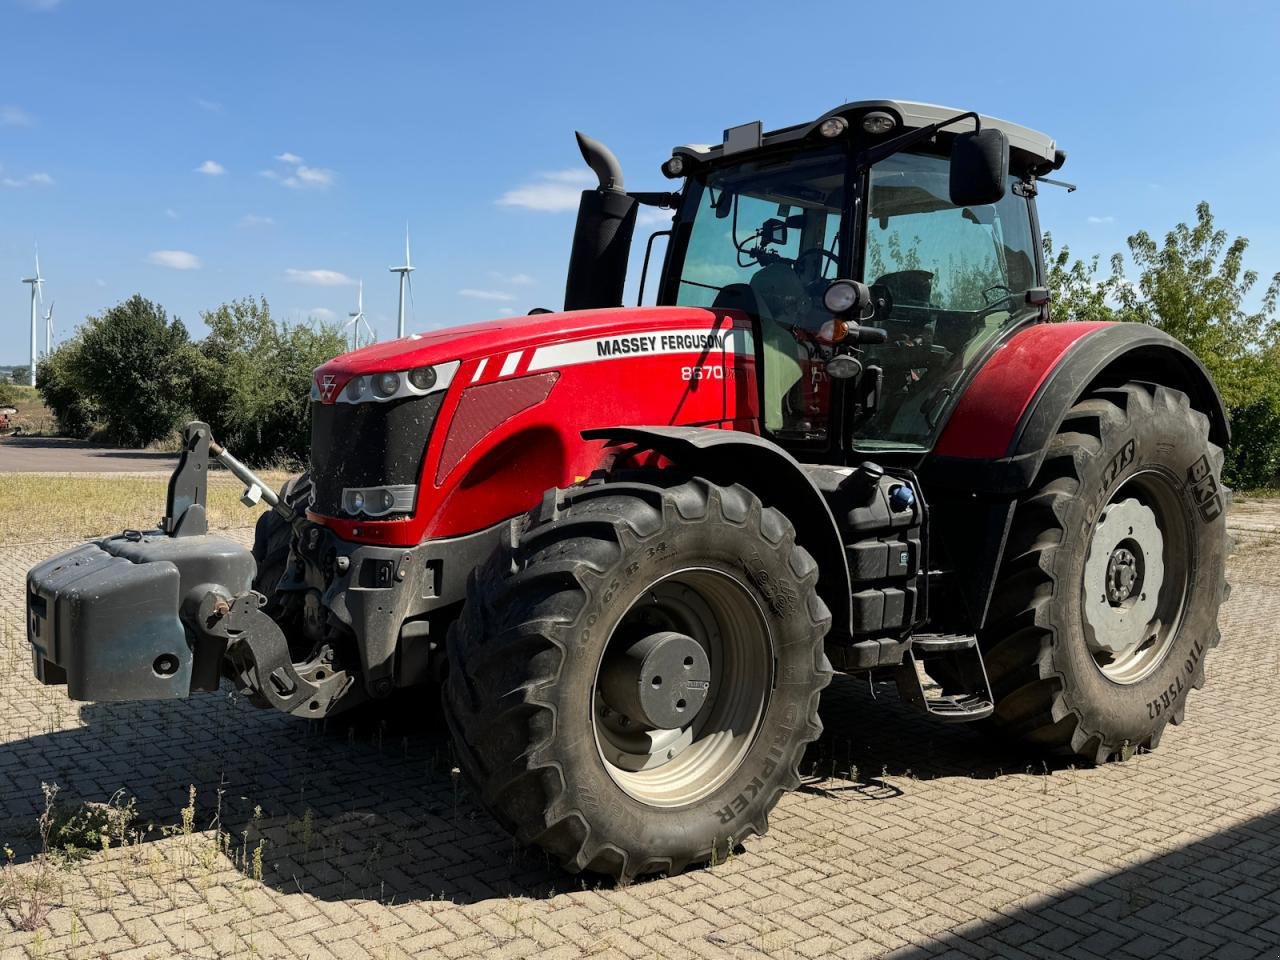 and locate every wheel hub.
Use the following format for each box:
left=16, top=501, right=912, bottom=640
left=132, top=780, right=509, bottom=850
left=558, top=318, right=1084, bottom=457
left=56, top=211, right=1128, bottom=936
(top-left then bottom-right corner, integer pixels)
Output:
left=599, top=630, right=711, bottom=730
left=1105, top=545, right=1142, bottom=604
left=1083, top=498, right=1164, bottom=659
